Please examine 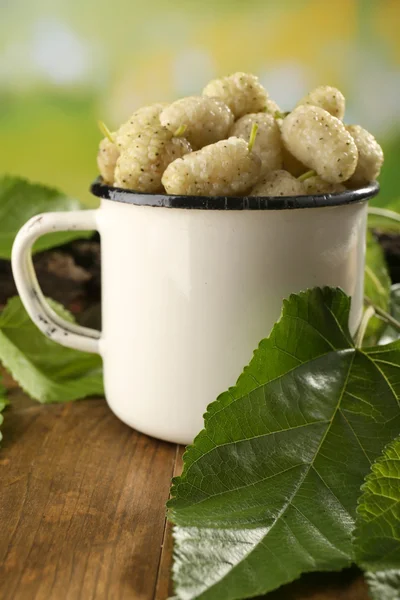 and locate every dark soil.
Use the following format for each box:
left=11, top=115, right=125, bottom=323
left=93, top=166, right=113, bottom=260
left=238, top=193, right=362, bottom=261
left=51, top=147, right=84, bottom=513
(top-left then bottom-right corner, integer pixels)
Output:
left=375, top=232, right=400, bottom=284
left=0, top=234, right=101, bottom=329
